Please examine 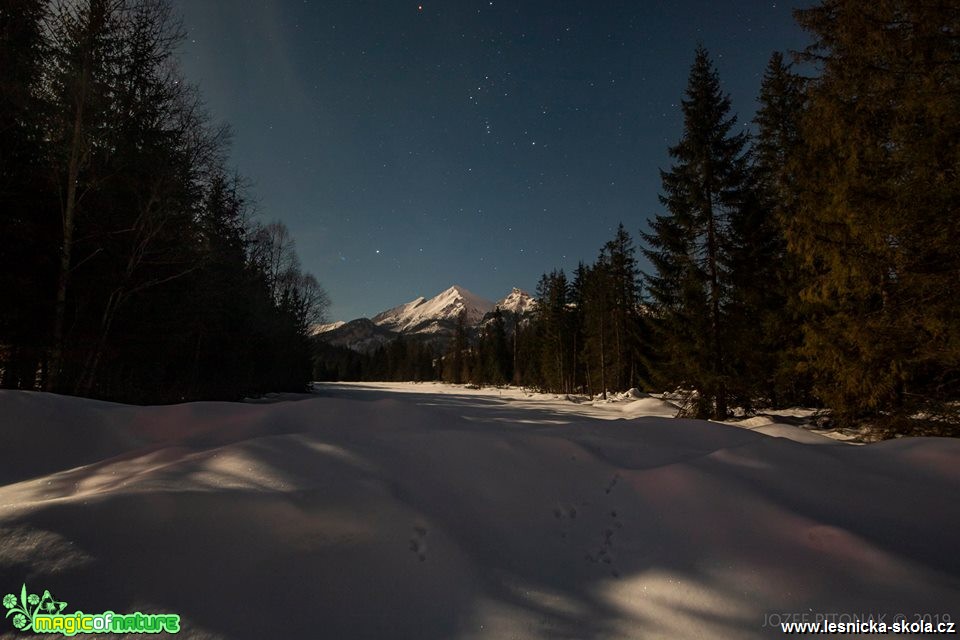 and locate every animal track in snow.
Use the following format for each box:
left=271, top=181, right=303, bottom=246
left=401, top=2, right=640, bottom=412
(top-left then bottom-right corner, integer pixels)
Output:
left=552, top=504, right=579, bottom=520
left=585, top=508, right=623, bottom=578
left=605, top=473, right=621, bottom=495
left=409, top=525, right=428, bottom=562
